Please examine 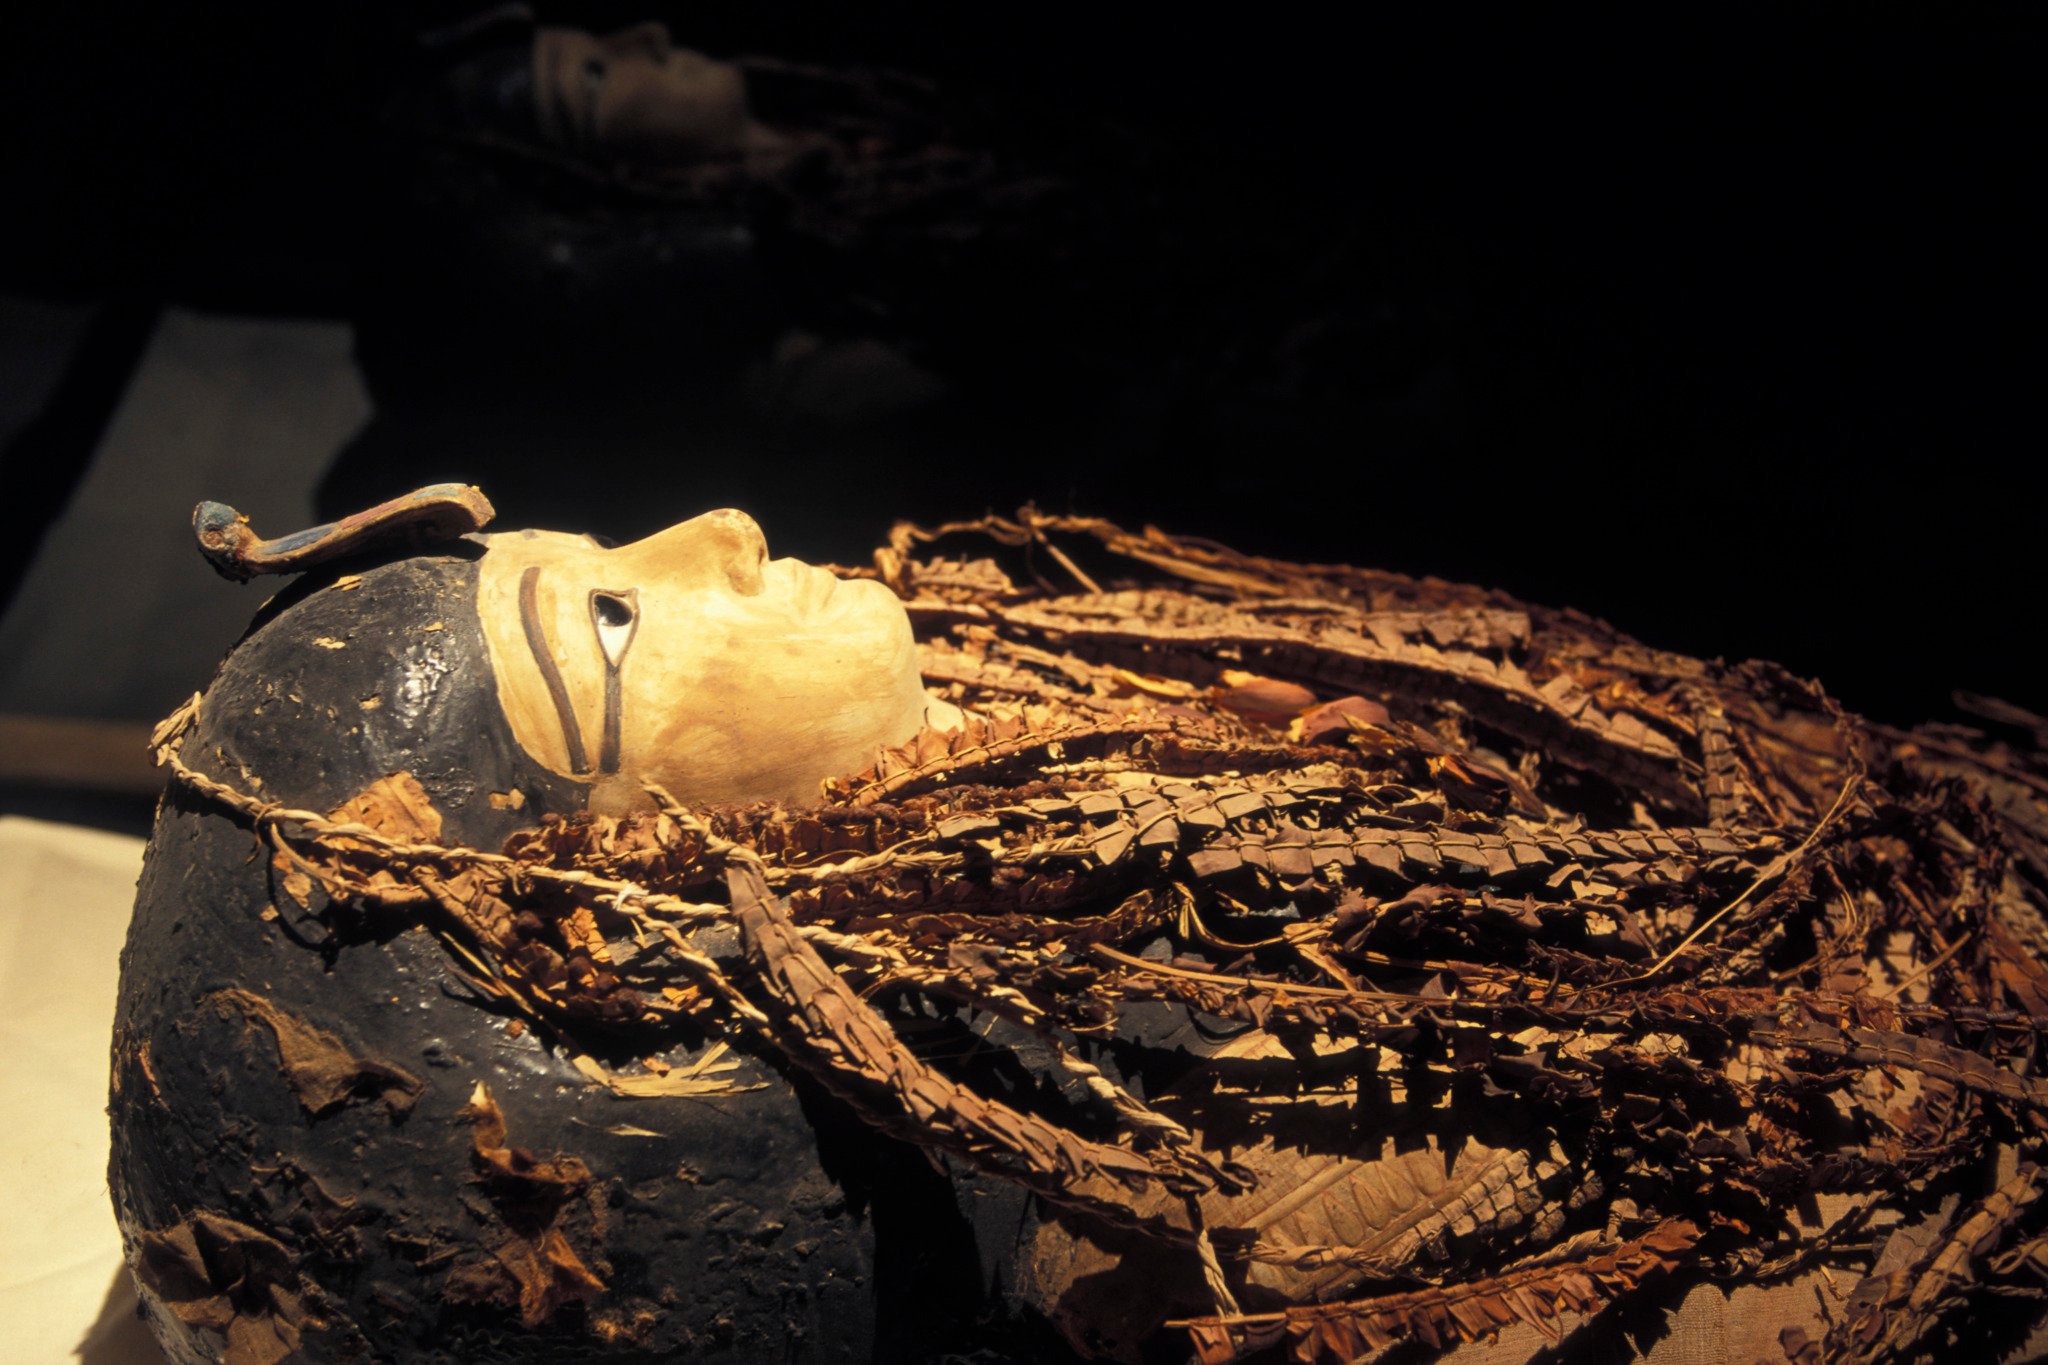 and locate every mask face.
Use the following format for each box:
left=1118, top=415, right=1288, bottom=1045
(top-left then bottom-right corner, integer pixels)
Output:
left=533, top=24, right=751, bottom=160
left=476, top=509, right=930, bottom=809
